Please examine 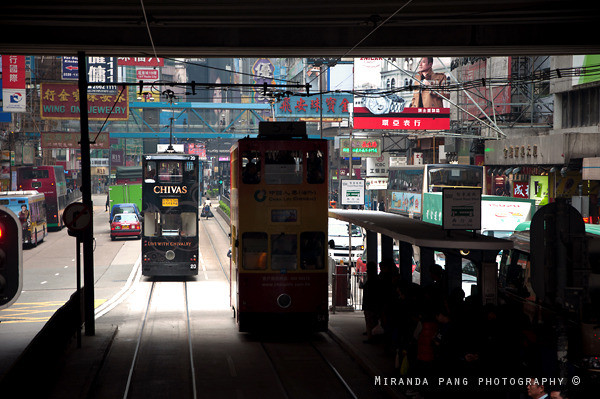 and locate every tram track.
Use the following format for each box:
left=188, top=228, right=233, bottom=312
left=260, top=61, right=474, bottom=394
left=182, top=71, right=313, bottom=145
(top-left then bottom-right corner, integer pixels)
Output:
left=259, top=338, right=359, bottom=399
left=198, top=206, right=230, bottom=283
left=121, top=280, right=197, bottom=399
